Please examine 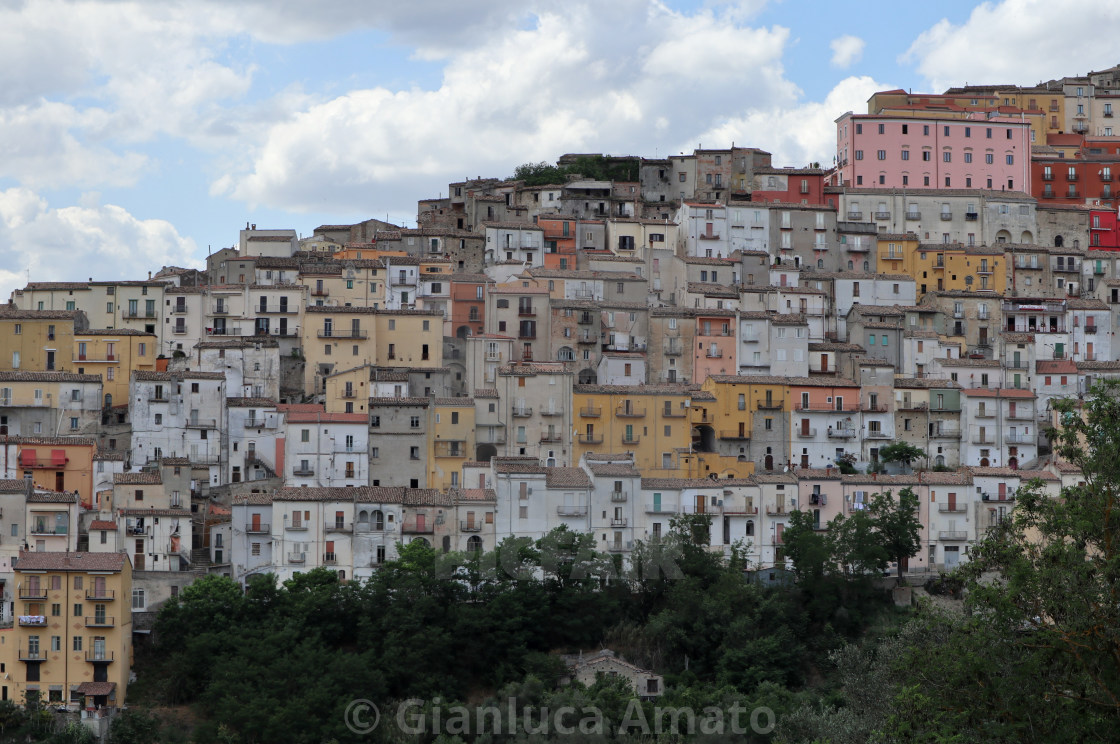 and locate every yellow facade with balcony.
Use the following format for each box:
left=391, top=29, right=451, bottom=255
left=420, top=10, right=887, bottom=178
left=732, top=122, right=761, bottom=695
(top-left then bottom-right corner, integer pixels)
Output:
left=73, top=330, right=156, bottom=405
left=4, top=551, right=132, bottom=708
left=428, top=399, right=475, bottom=490
left=0, top=310, right=81, bottom=374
